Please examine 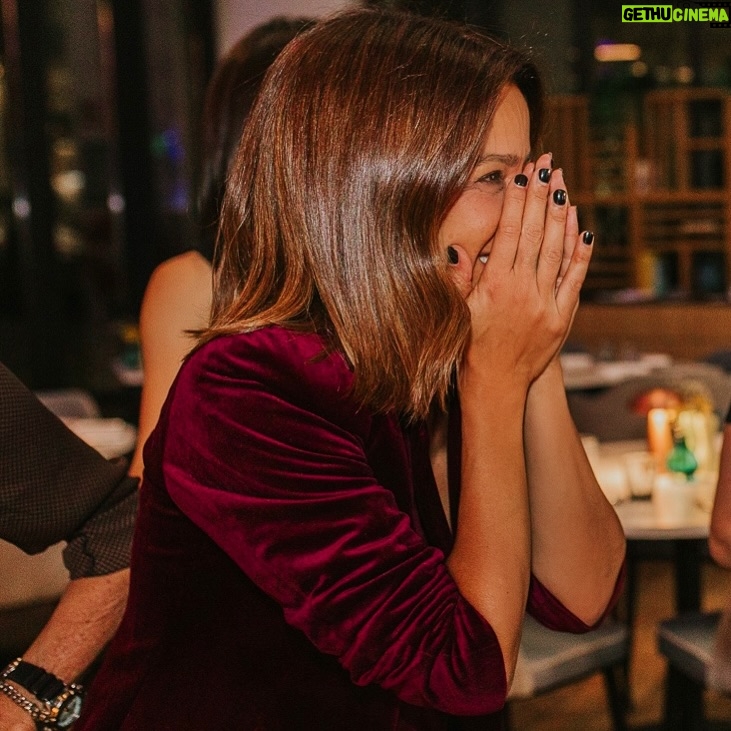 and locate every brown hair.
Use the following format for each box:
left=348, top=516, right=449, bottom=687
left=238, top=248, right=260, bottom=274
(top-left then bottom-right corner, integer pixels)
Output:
left=202, top=8, right=543, bottom=420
